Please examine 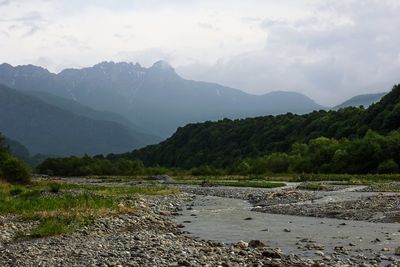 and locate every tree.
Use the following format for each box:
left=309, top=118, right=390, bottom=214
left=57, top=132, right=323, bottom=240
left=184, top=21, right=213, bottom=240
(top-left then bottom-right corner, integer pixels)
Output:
left=377, top=159, right=399, bottom=174
left=1, top=158, right=31, bottom=184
